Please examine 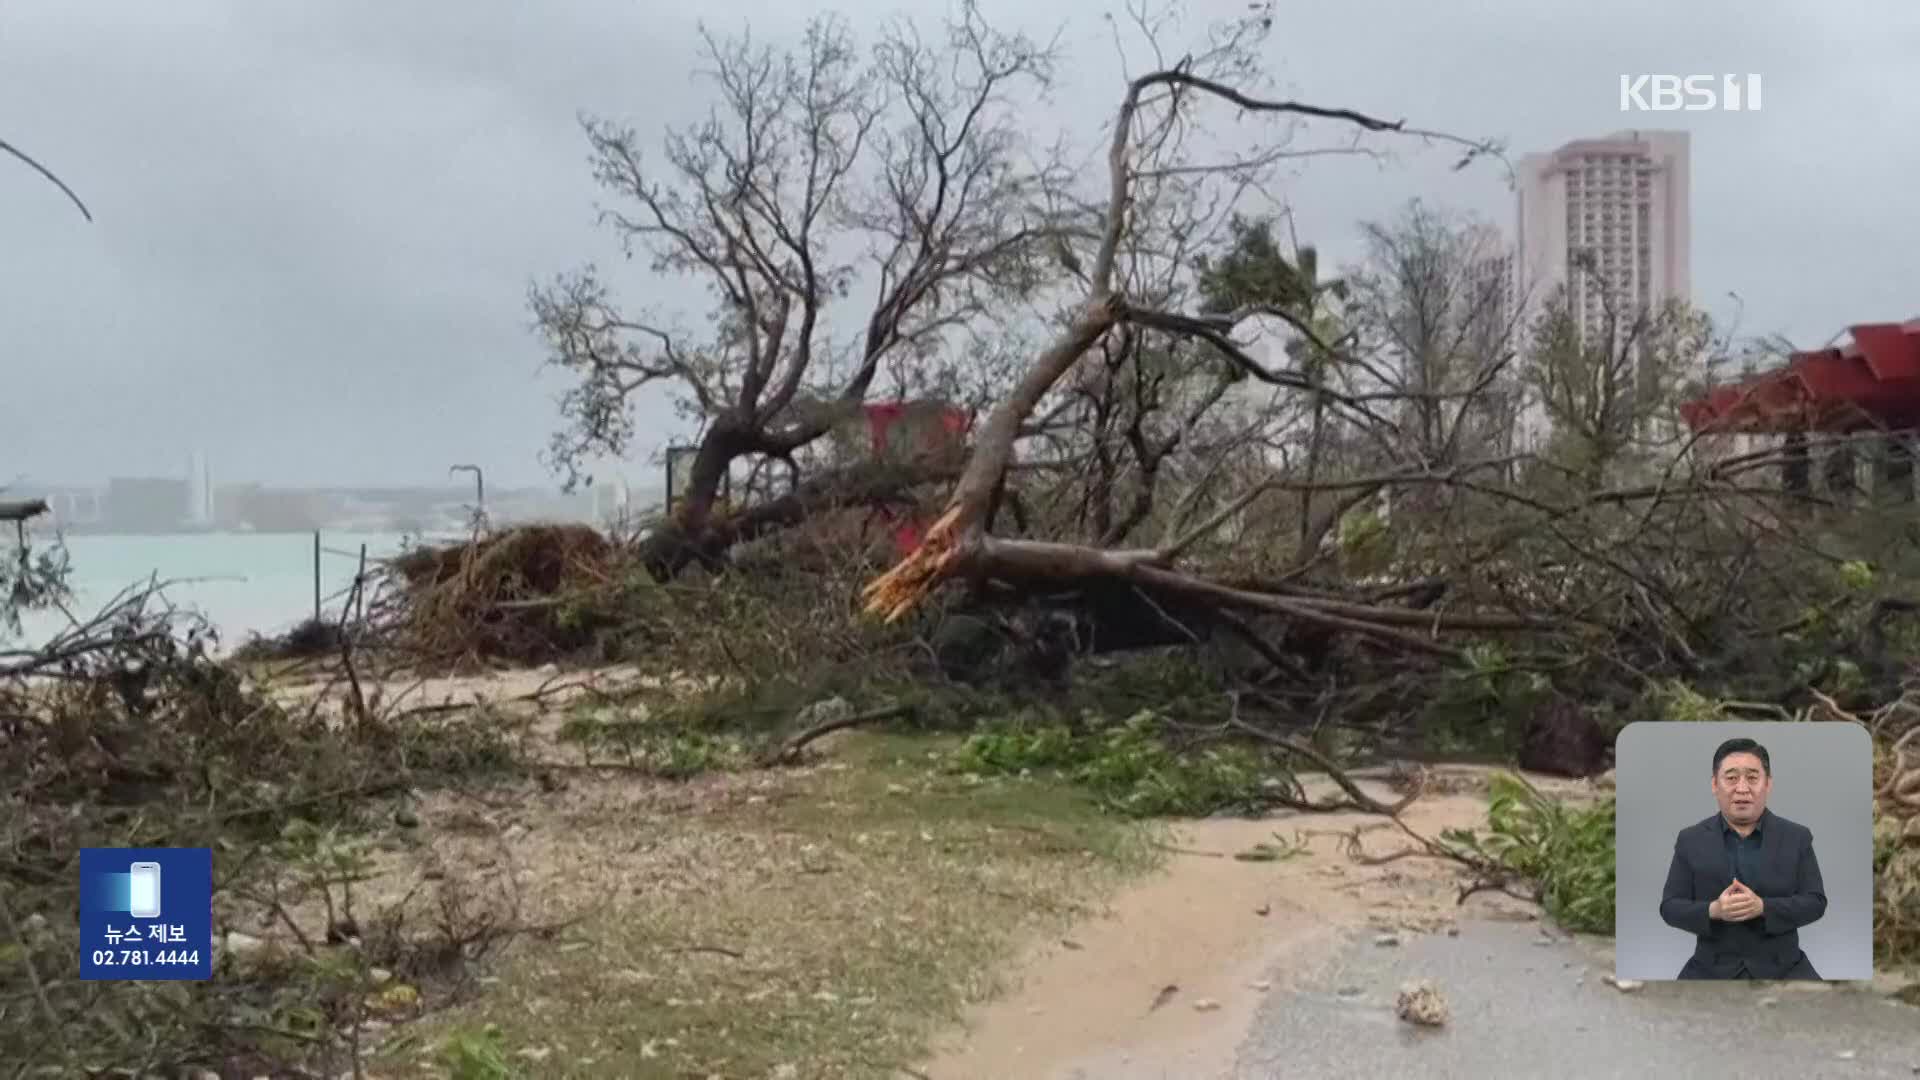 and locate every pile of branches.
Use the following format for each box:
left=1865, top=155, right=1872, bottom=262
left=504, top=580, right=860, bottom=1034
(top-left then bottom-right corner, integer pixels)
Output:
left=0, top=587, right=381, bottom=1073
left=1, top=577, right=540, bottom=1076
left=229, top=613, right=346, bottom=662
left=844, top=432, right=1920, bottom=777
left=364, top=523, right=647, bottom=668
left=0, top=587, right=308, bottom=816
